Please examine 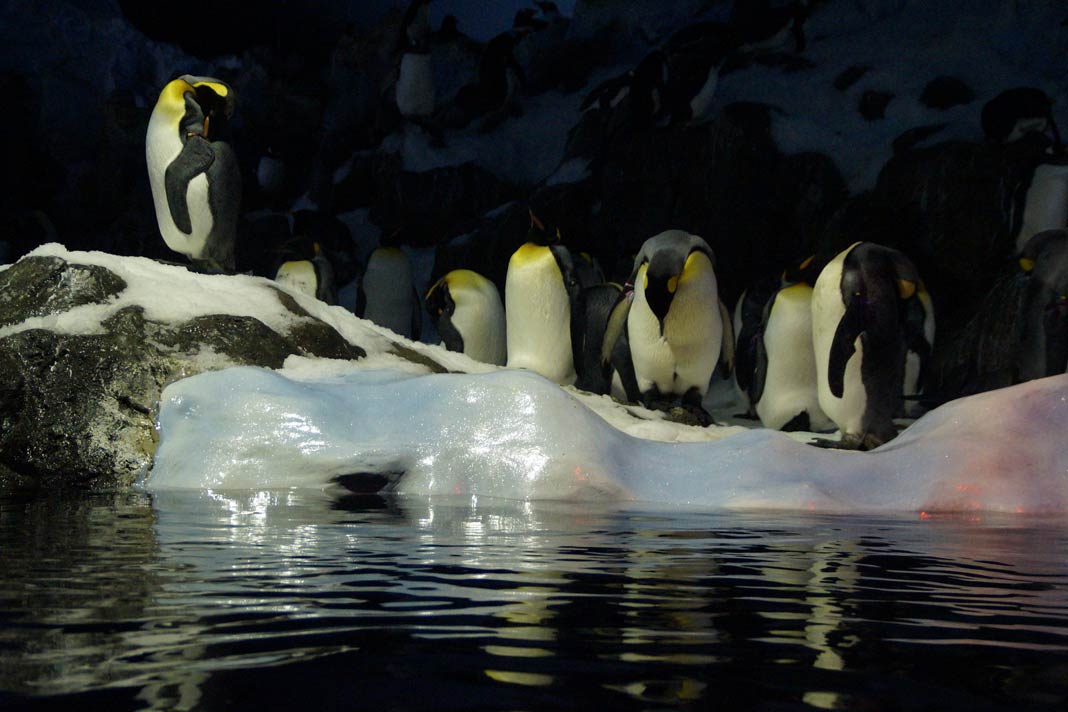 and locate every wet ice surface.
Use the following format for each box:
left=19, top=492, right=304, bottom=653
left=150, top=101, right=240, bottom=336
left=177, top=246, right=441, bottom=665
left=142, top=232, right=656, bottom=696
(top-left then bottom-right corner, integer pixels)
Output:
left=147, top=366, right=1068, bottom=515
